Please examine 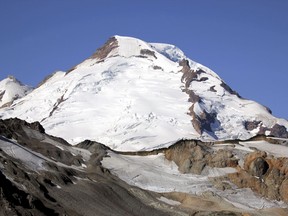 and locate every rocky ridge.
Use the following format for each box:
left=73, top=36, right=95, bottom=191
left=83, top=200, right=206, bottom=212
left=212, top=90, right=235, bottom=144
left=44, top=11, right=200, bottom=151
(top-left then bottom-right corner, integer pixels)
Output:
left=1, top=118, right=288, bottom=215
